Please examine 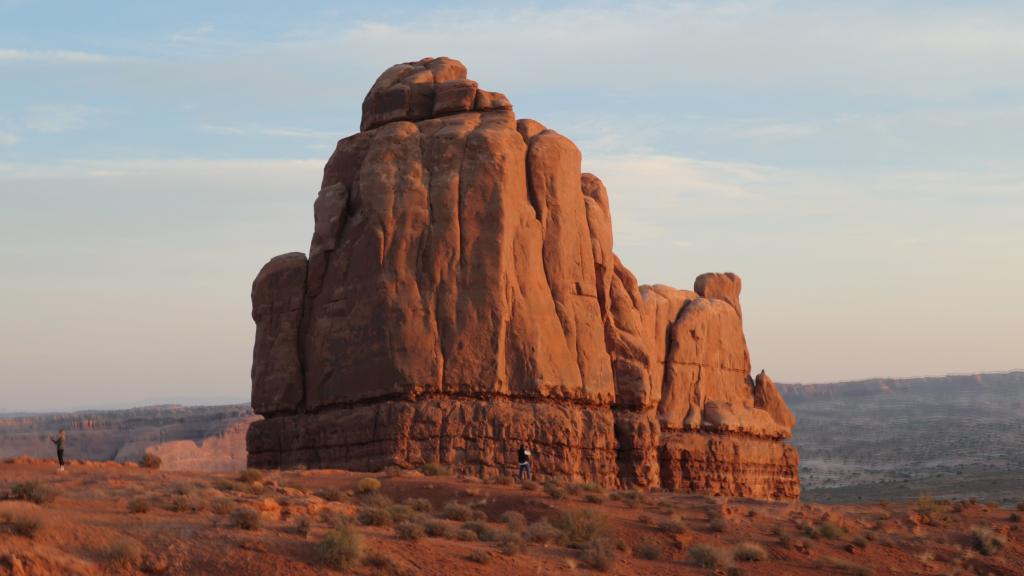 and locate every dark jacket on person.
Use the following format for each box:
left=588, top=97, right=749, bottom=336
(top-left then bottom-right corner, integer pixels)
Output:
left=518, top=447, right=531, bottom=465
